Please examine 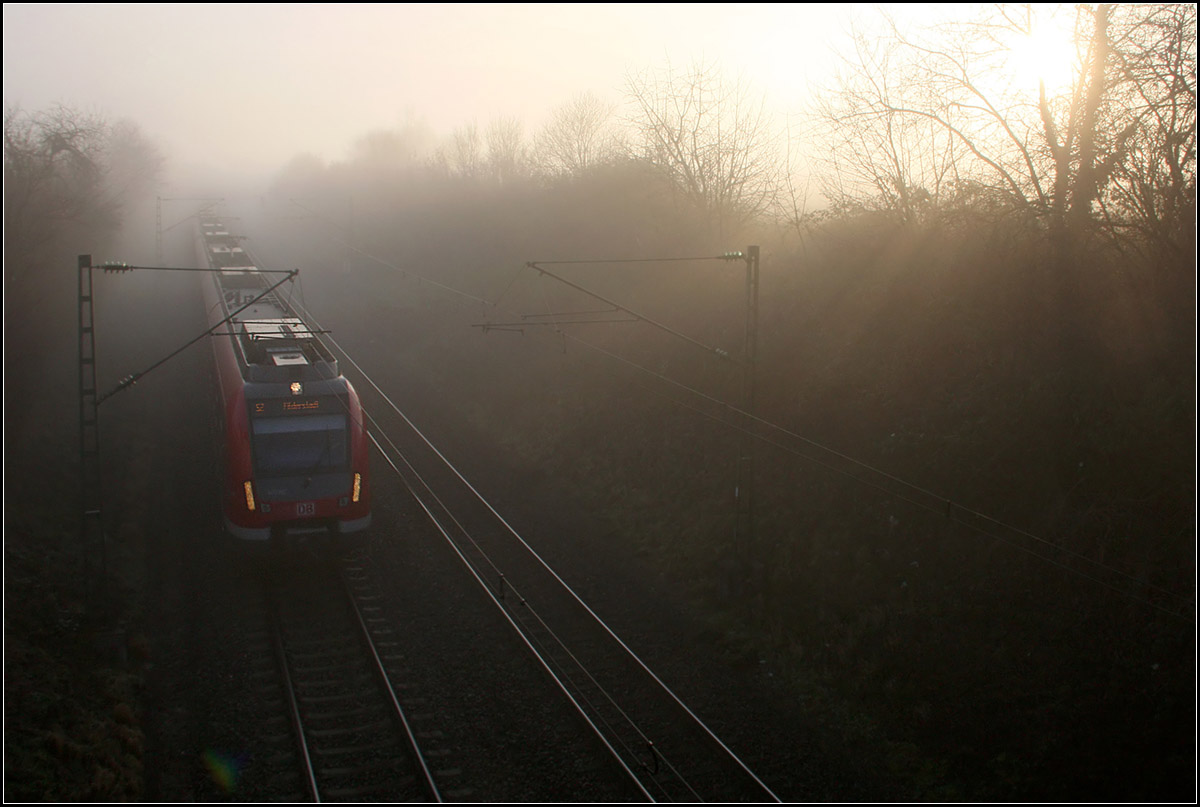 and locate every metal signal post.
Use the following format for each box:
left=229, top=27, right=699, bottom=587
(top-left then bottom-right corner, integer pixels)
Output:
left=742, top=246, right=760, bottom=410
left=735, top=247, right=760, bottom=556
left=77, top=255, right=106, bottom=602
left=76, top=253, right=297, bottom=609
